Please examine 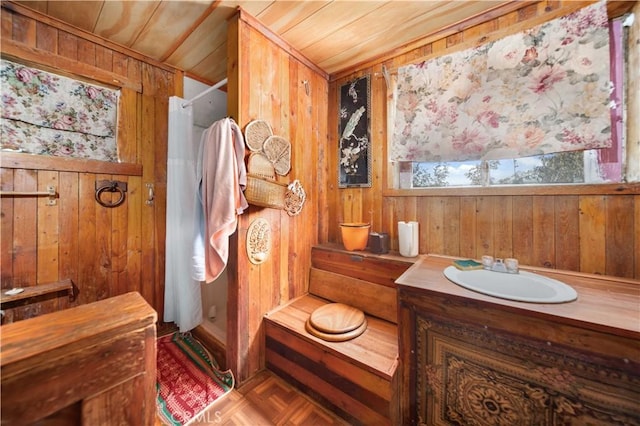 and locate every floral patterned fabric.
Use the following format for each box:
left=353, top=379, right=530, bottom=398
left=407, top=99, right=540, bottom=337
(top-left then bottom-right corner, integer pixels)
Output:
left=1, top=59, right=119, bottom=161
left=390, top=1, right=612, bottom=163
